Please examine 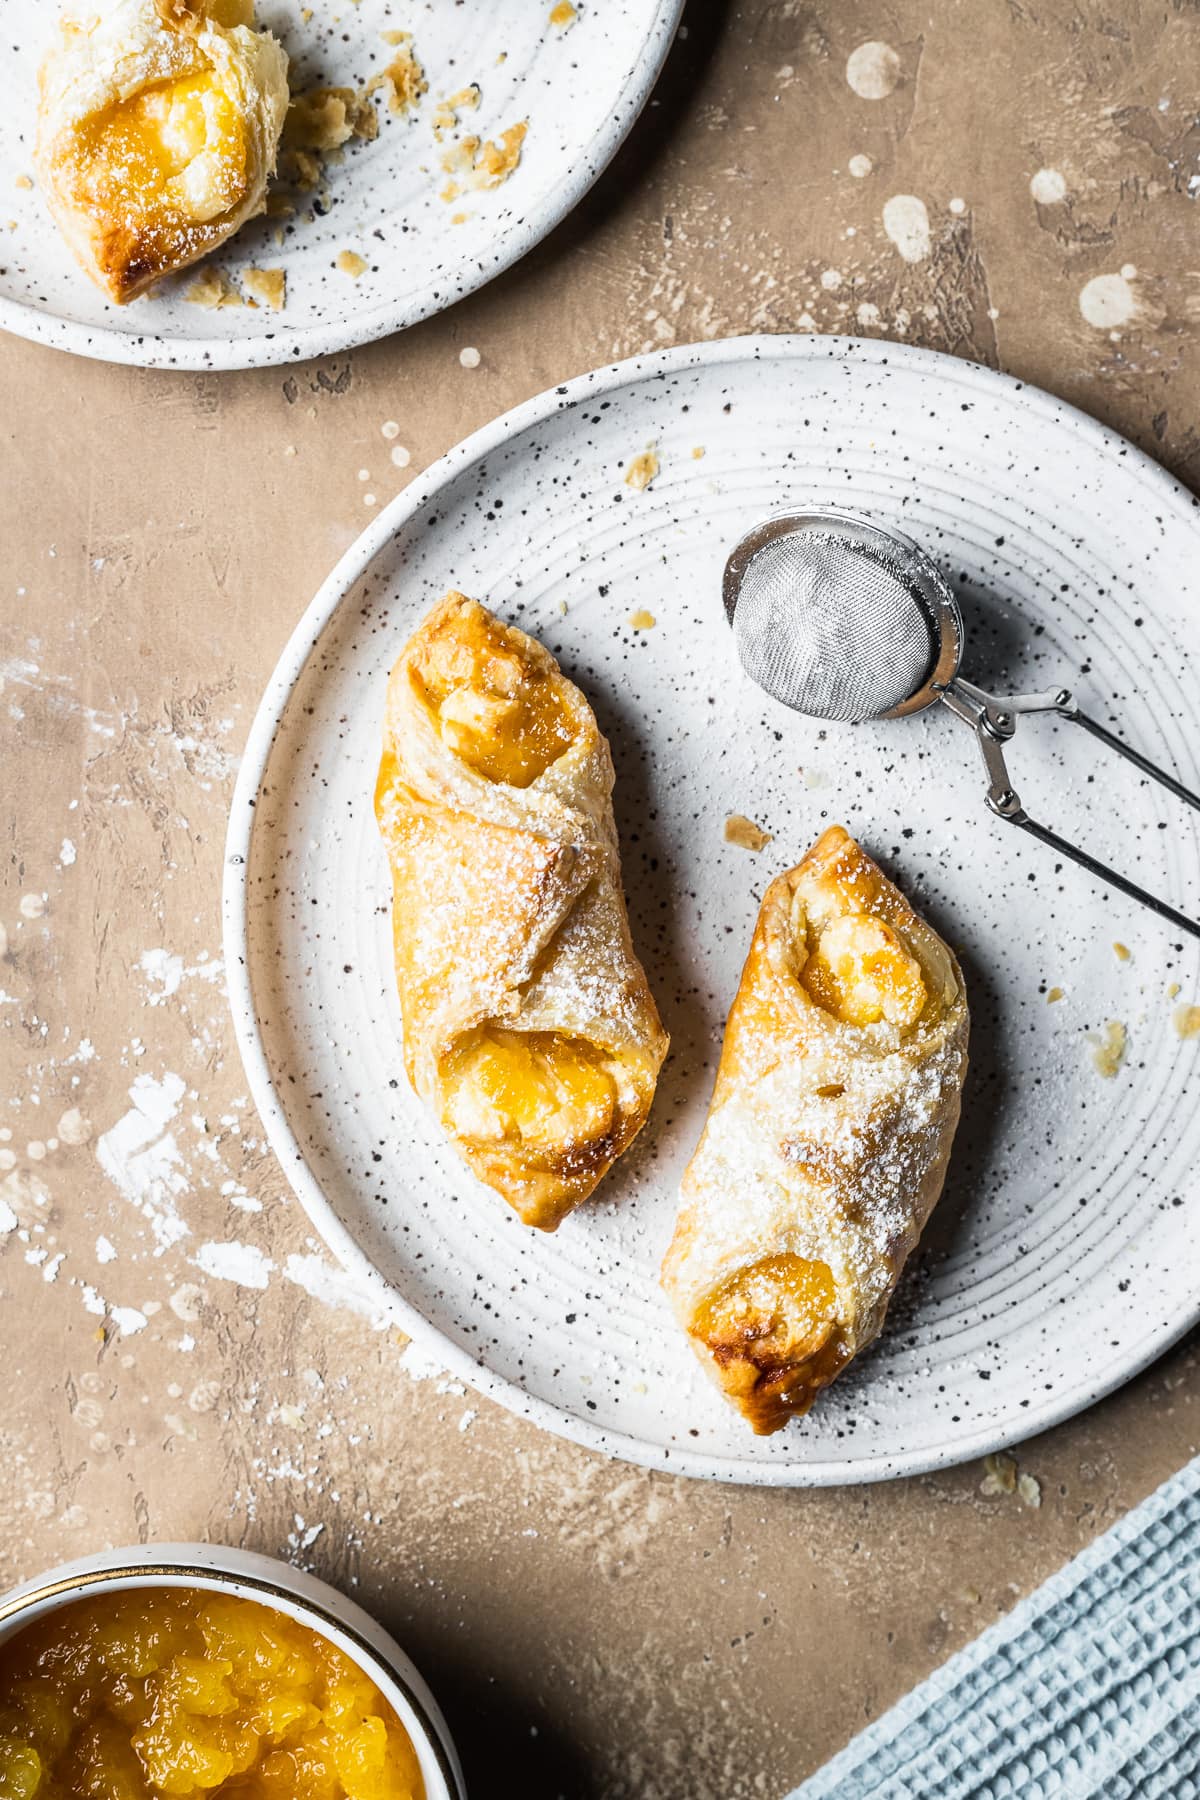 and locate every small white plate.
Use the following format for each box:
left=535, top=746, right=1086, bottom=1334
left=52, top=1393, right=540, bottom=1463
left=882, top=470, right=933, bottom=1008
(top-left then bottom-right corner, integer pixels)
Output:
left=225, top=336, right=1200, bottom=1485
left=0, top=0, right=682, bottom=369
